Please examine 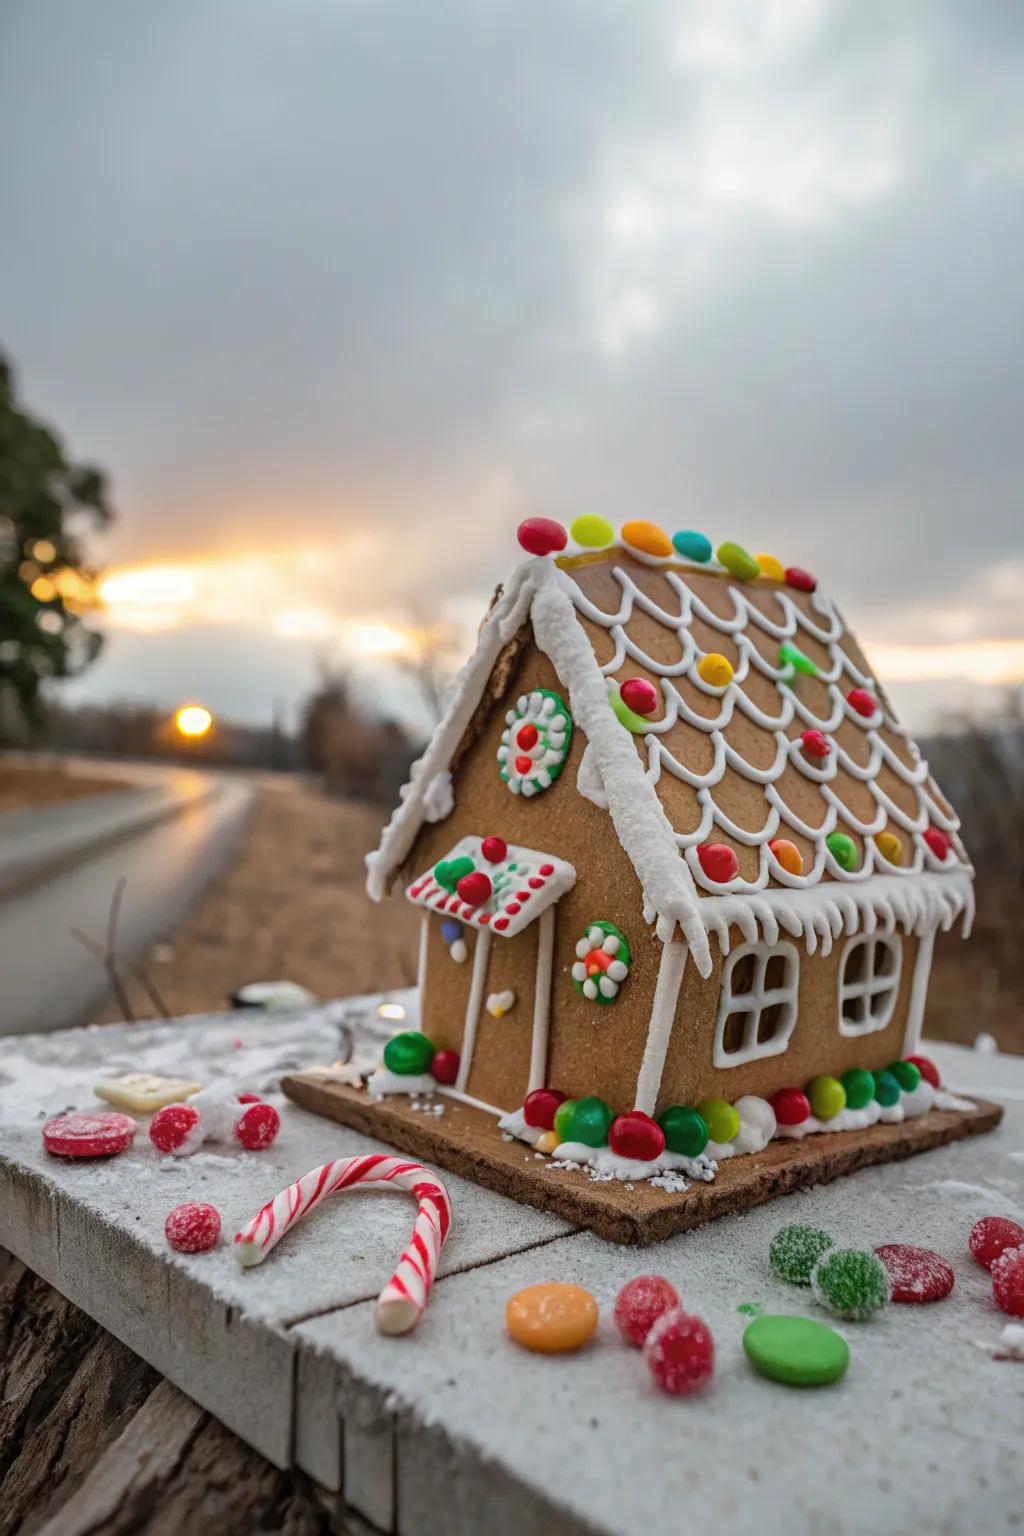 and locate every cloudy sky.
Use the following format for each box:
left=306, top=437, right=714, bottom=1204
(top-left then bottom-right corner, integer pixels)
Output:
left=2, top=0, right=1023, bottom=735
